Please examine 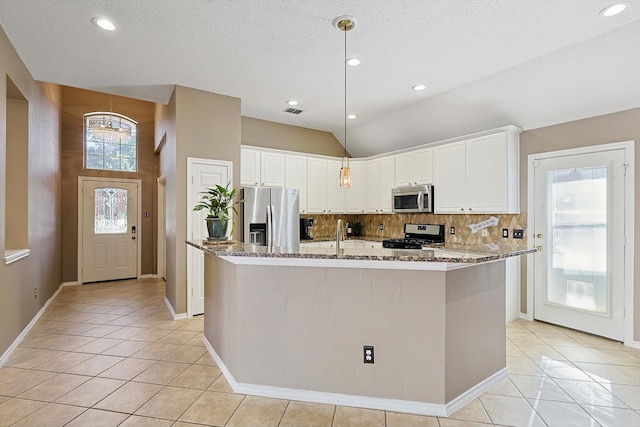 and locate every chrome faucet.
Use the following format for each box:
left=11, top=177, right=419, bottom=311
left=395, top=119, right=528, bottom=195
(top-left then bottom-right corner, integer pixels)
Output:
left=336, top=219, right=345, bottom=254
